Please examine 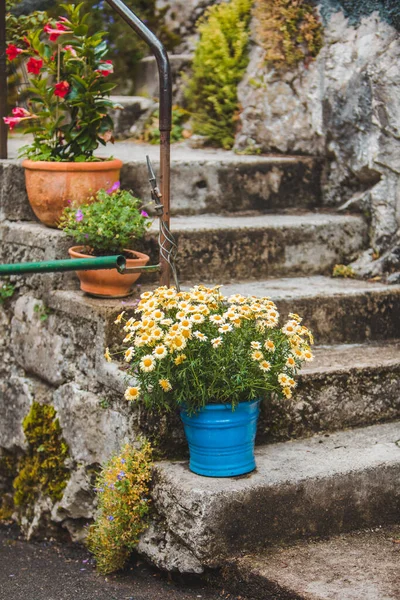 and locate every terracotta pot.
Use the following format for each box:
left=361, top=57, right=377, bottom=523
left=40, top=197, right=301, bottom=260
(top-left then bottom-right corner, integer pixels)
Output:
left=22, top=158, right=123, bottom=228
left=68, top=246, right=150, bottom=298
